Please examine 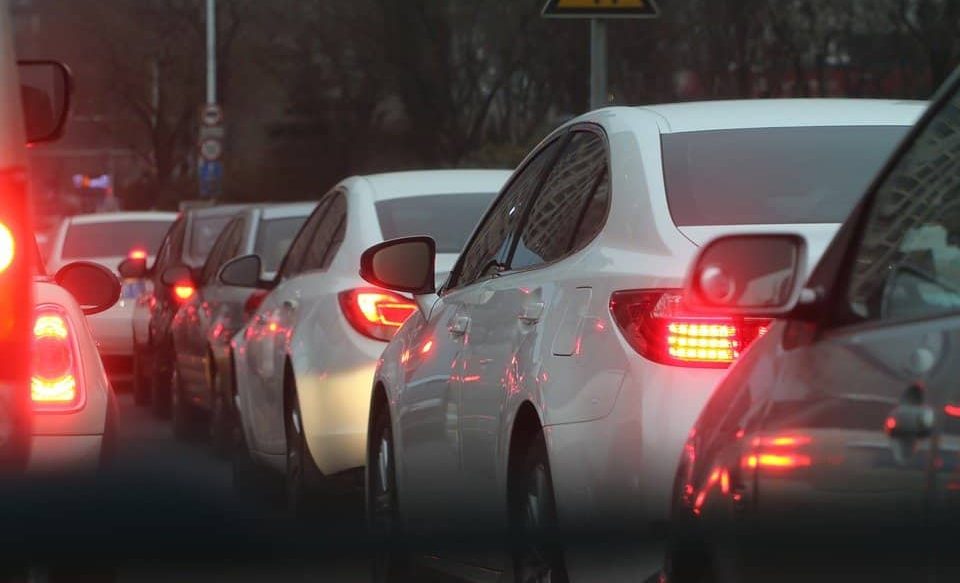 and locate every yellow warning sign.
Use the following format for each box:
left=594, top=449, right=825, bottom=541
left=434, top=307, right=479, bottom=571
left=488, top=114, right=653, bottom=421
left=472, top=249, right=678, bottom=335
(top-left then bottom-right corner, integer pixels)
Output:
left=542, top=0, right=659, bottom=18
